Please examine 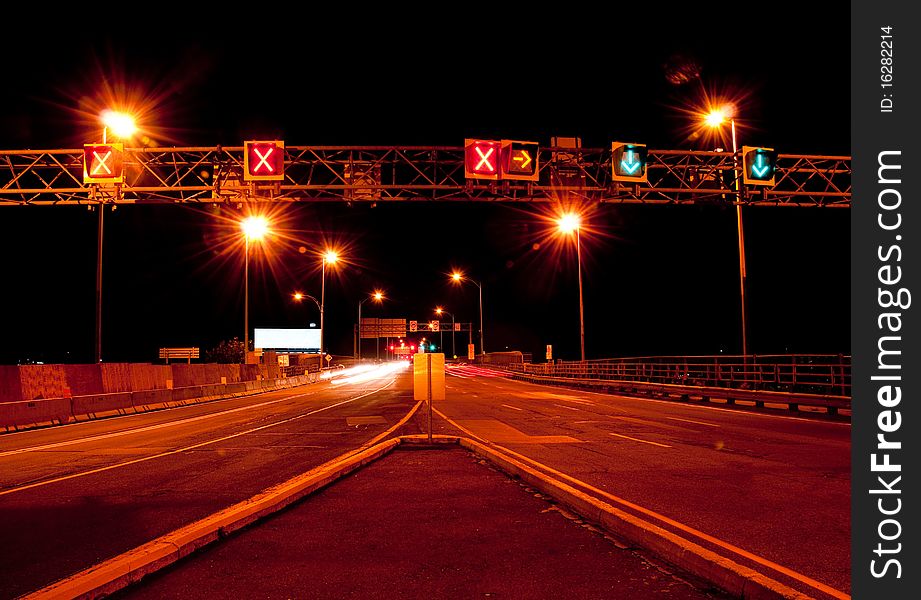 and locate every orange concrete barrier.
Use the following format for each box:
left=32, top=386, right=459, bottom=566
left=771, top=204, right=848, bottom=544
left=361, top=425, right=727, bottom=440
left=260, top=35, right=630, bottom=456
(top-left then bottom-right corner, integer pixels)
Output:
left=63, top=364, right=104, bottom=396
left=71, top=392, right=134, bottom=420
left=0, top=397, right=72, bottom=429
left=0, top=365, right=23, bottom=403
